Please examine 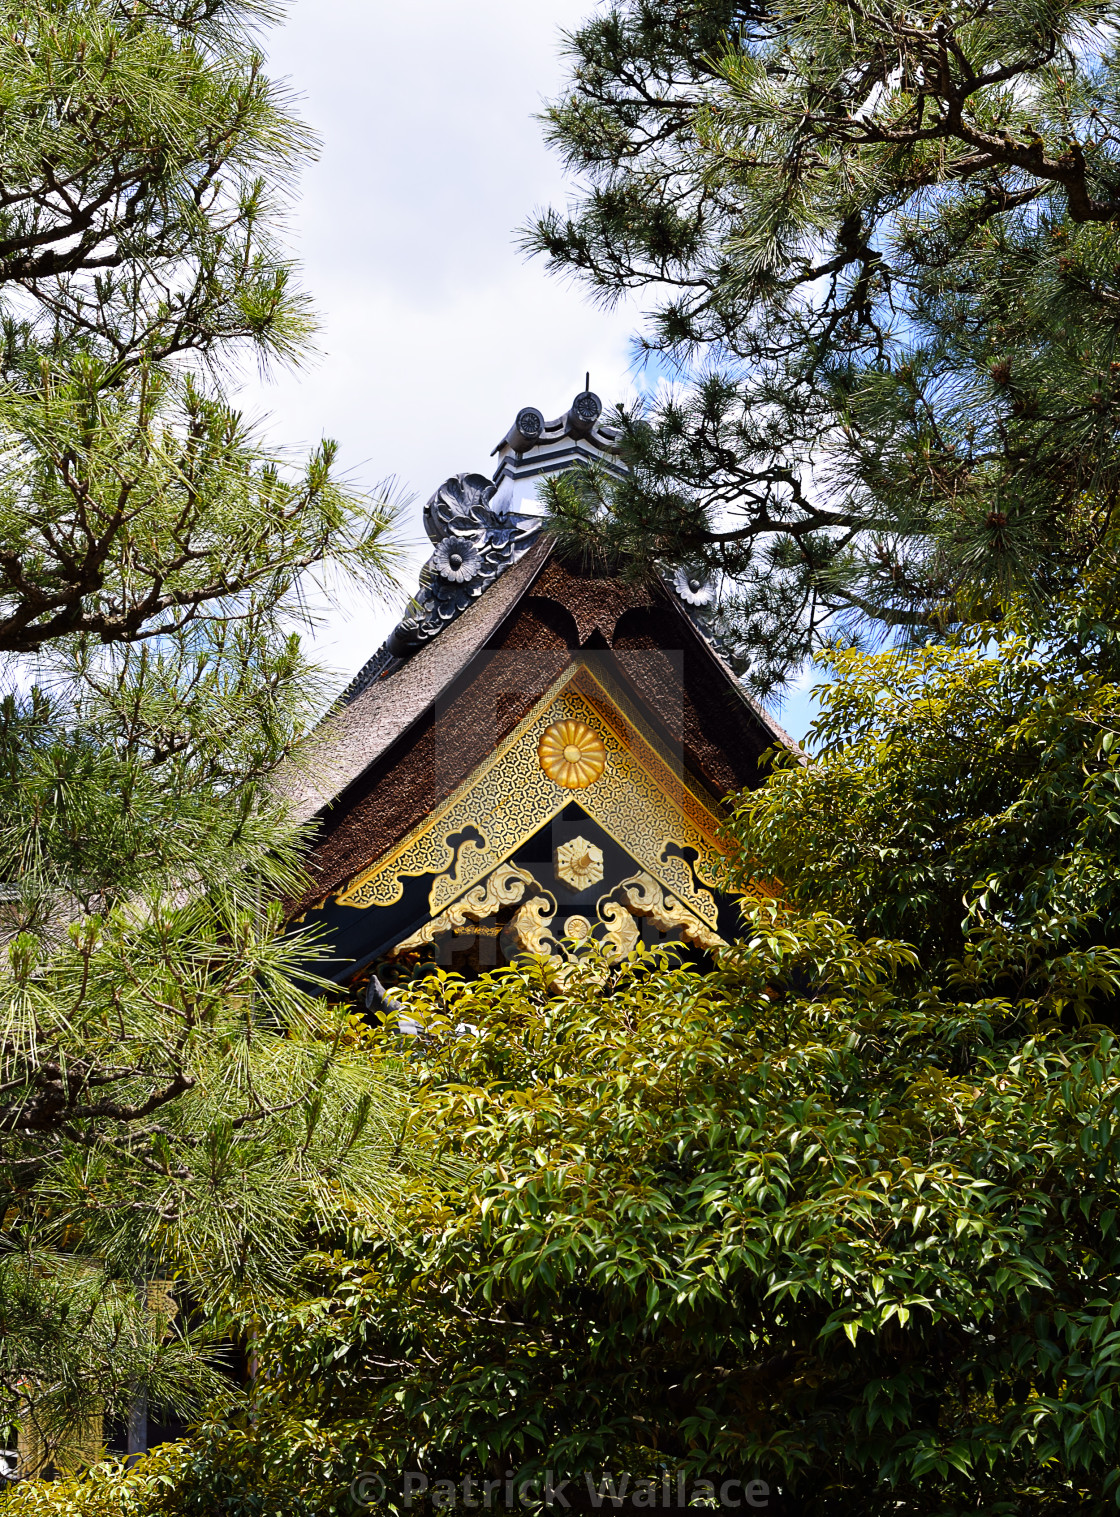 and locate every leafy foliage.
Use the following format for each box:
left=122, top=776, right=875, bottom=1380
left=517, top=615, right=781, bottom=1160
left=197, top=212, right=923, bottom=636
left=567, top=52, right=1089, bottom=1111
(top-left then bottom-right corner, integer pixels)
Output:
left=730, top=551, right=1120, bottom=1004
left=52, top=926, right=1119, bottom=1515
